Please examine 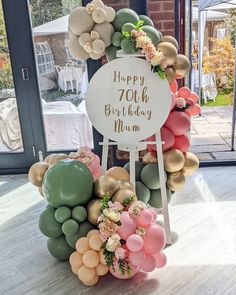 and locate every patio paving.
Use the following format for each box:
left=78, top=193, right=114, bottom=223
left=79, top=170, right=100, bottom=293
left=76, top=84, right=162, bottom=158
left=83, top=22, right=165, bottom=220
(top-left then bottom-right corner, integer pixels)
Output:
left=190, top=106, right=236, bottom=161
